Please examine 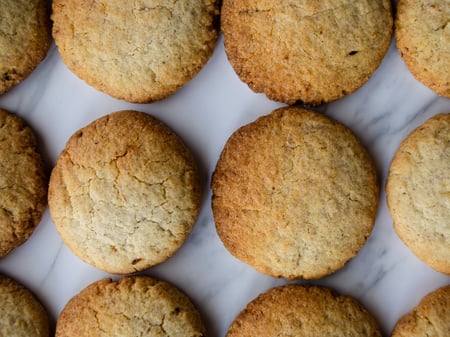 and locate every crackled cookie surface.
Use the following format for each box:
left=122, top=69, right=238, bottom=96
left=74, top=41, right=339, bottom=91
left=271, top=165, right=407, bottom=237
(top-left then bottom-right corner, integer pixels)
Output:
left=56, top=276, right=206, bottom=337
left=48, top=110, right=201, bottom=273
left=0, top=0, right=51, bottom=95
left=212, top=107, right=379, bottom=279
left=221, top=0, right=392, bottom=105
left=52, top=0, right=219, bottom=103
left=0, top=274, right=50, bottom=337
left=0, top=109, right=47, bottom=257
left=227, top=285, right=381, bottom=337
